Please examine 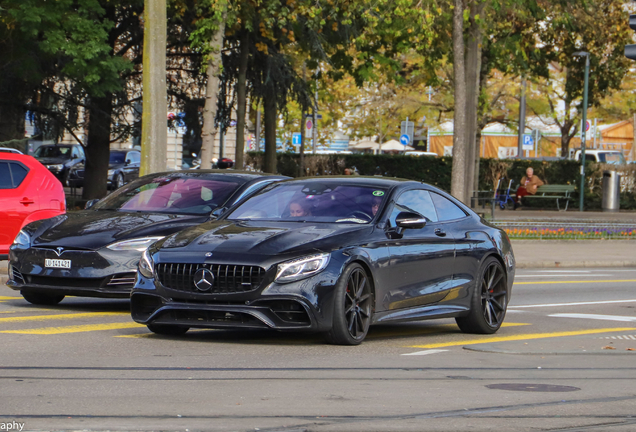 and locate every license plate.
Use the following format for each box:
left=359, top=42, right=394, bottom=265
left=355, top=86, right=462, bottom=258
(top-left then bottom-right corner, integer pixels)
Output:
left=45, top=259, right=71, bottom=269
